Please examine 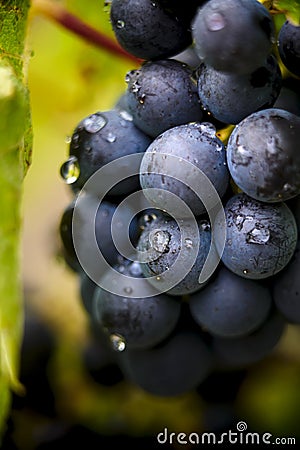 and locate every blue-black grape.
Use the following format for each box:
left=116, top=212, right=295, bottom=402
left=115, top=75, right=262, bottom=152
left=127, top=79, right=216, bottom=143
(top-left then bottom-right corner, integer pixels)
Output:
left=59, top=198, right=81, bottom=273
left=110, top=0, right=192, bottom=60
left=139, top=122, right=229, bottom=217
left=272, top=244, right=300, bottom=324
left=192, top=0, right=275, bottom=74
left=189, top=266, right=272, bottom=338
left=274, top=77, right=300, bottom=116
left=118, top=329, right=213, bottom=396
left=125, top=59, right=203, bottom=138
left=214, top=193, right=298, bottom=279
left=66, top=193, right=139, bottom=275
left=212, top=309, right=286, bottom=368
left=93, top=258, right=181, bottom=350
left=226, top=108, right=300, bottom=202
left=278, top=20, right=300, bottom=78
left=137, top=210, right=212, bottom=296
left=60, top=109, right=152, bottom=196
left=196, top=55, right=282, bottom=125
